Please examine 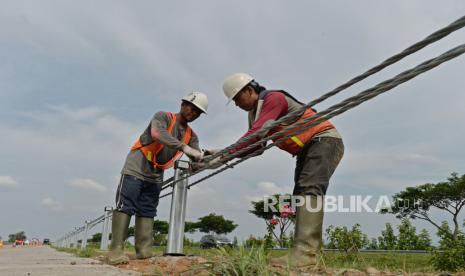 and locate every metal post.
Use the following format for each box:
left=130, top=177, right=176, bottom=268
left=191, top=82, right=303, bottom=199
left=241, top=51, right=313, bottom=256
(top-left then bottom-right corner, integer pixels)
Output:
left=105, top=208, right=112, bottom=248
left=82, top=221, right=90, bottom=249
left=100, top=206, right=113, bottom=250
left=71, top=232, right=75, bottom=248
left=165, top=160, right=190, bottom=256
left=100, top=209, right=108, bottom=250
left=65, top=233, right=70, bottom=248
left=73, top=228, right=79, bottom=248
left=71, top=230, right=76, bottom=248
